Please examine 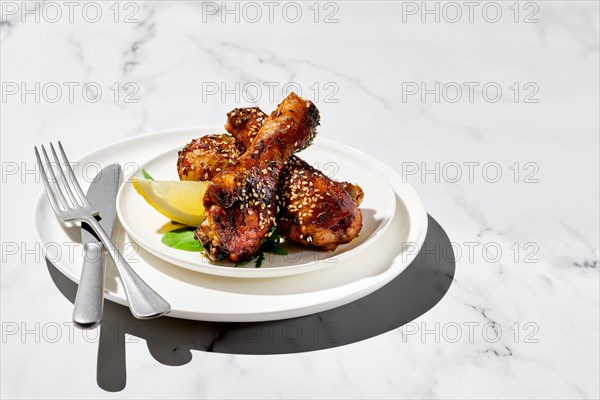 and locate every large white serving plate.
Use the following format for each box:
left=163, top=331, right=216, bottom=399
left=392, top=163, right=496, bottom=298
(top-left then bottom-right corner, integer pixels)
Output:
left=117, top=138, right=396, bottom=278
left=33, top=127, right=428, bottom=322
